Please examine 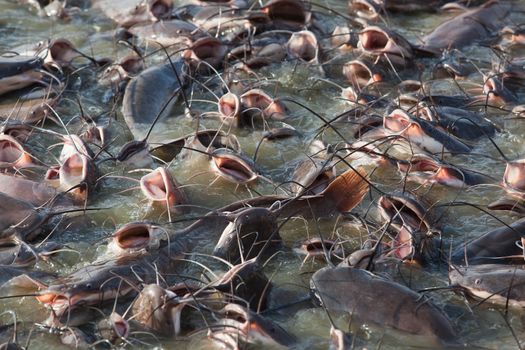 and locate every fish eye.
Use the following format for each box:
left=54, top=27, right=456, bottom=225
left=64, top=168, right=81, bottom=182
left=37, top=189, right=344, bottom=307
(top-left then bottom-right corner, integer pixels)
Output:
left=474, top=278, right=482, bottom=285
